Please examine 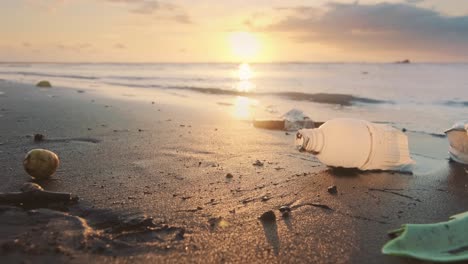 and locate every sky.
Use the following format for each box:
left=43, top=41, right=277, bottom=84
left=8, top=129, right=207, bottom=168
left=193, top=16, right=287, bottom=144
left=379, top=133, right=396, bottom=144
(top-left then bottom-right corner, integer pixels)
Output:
left=1, top=0, right=468, bottom=62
